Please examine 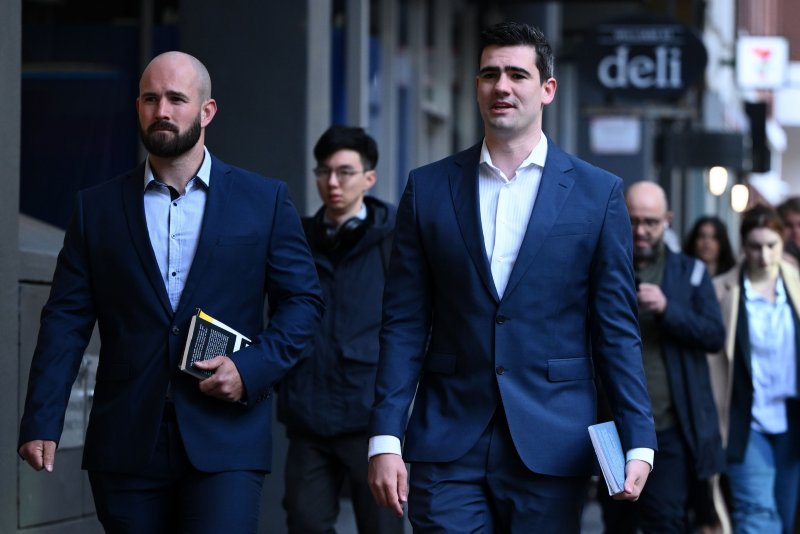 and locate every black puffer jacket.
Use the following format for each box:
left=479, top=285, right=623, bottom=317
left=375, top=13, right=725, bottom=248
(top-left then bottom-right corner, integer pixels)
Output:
left=277, top=196, right=395, bottom=437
